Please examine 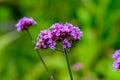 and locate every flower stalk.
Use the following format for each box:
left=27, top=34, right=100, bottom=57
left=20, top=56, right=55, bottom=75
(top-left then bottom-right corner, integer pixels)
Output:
left=64, top=49, right=73, bottom=80
left=25, top=29, right=54, bottom=80
left=55, top=48, right=64, bottom=53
